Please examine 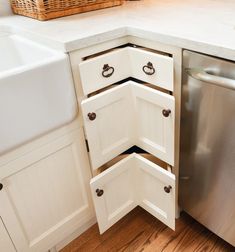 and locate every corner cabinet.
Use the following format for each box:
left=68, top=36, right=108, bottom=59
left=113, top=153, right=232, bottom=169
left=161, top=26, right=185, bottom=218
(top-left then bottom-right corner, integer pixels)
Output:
left=70, top=37, right=182, bottom=235
left=0, top=125, right=94, bottom=252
